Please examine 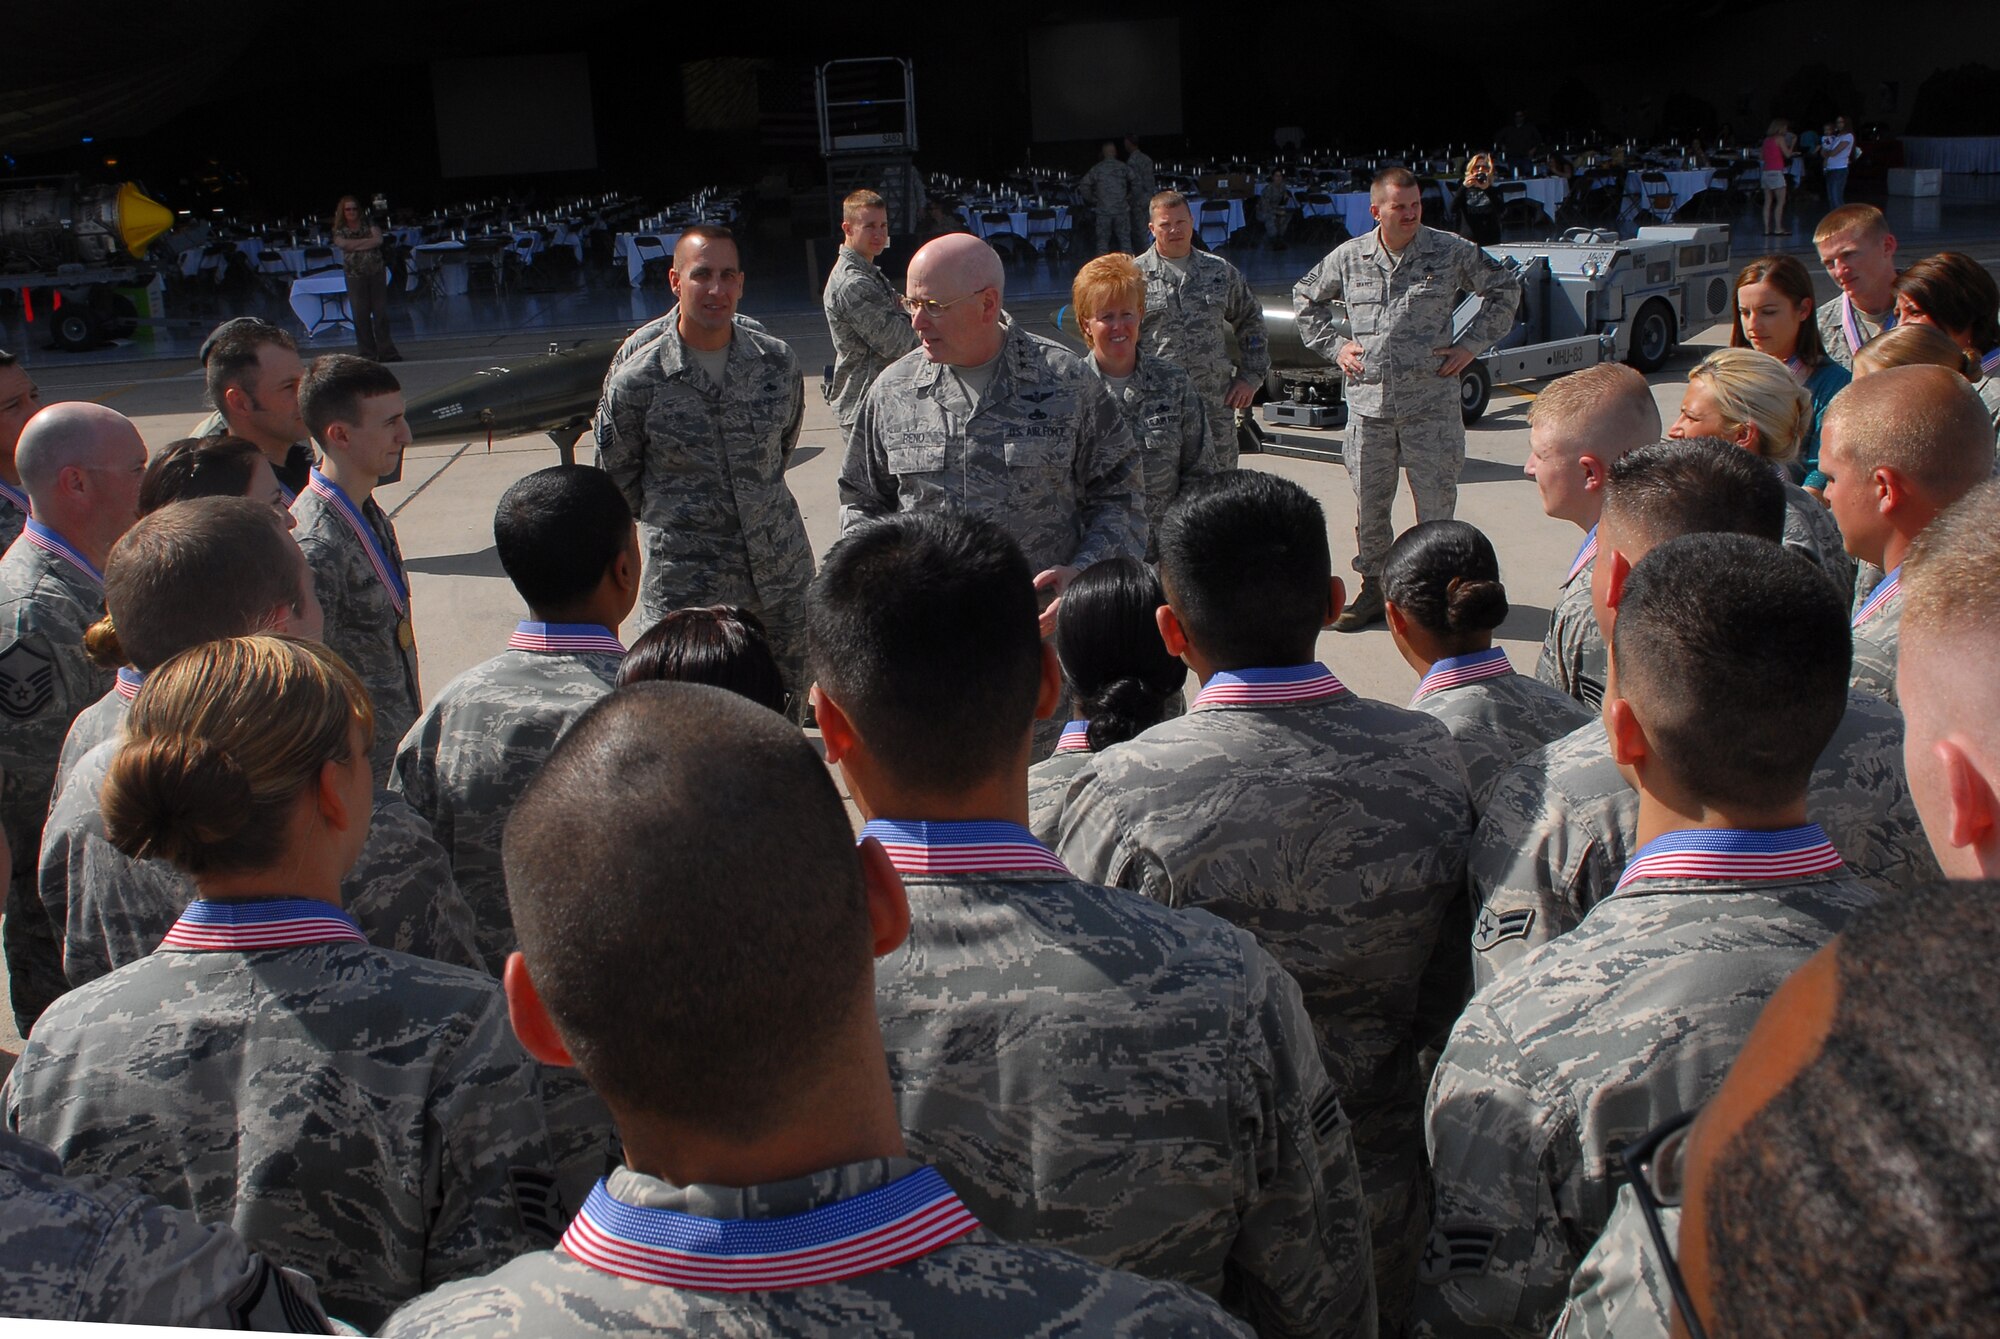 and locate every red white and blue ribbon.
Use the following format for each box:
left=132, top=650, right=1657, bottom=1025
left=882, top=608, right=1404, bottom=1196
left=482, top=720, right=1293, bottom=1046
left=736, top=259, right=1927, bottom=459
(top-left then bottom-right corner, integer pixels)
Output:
left=861, top=819, right=1070, bottom=876
left=1566, top=526, right=1599, bottom=585
left=1193, top=662, right=1346, bottom=710
left=508, top=622, right=627, bottom=656
left=1981, top=346, right=2000, bottom=378
left=24, top=520, right=102, bottom=588
left=1054, top=720, right=1093, bottom=754
left=159, top=898, right=368, bottom=952
left=1785, top=354, right=1807, bottom=382
left=1852, top=565, right=1902, bottom=628
left=1412, top=648, right=1513, bottom=705
left=1841, top=293, right=1895, bottom=356
left=305, top=469, right=408, bottom=615
left=1614, top=824, right=1845, bottom=894
left=560, top=1165, right=980, bottom=1292
left=114, top=667, right=145, bottom=702
left=0, top=478, right=28, bottom=519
